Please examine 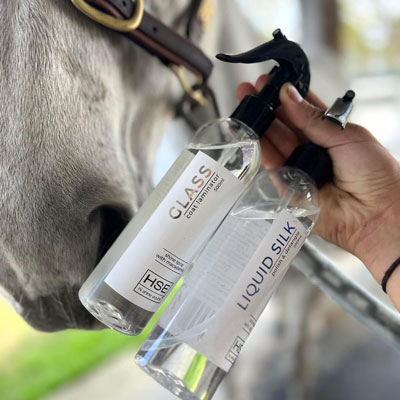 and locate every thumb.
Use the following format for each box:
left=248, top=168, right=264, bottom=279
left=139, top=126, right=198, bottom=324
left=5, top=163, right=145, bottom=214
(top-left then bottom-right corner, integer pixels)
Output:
left=279, top=83, right=358, bottom=148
